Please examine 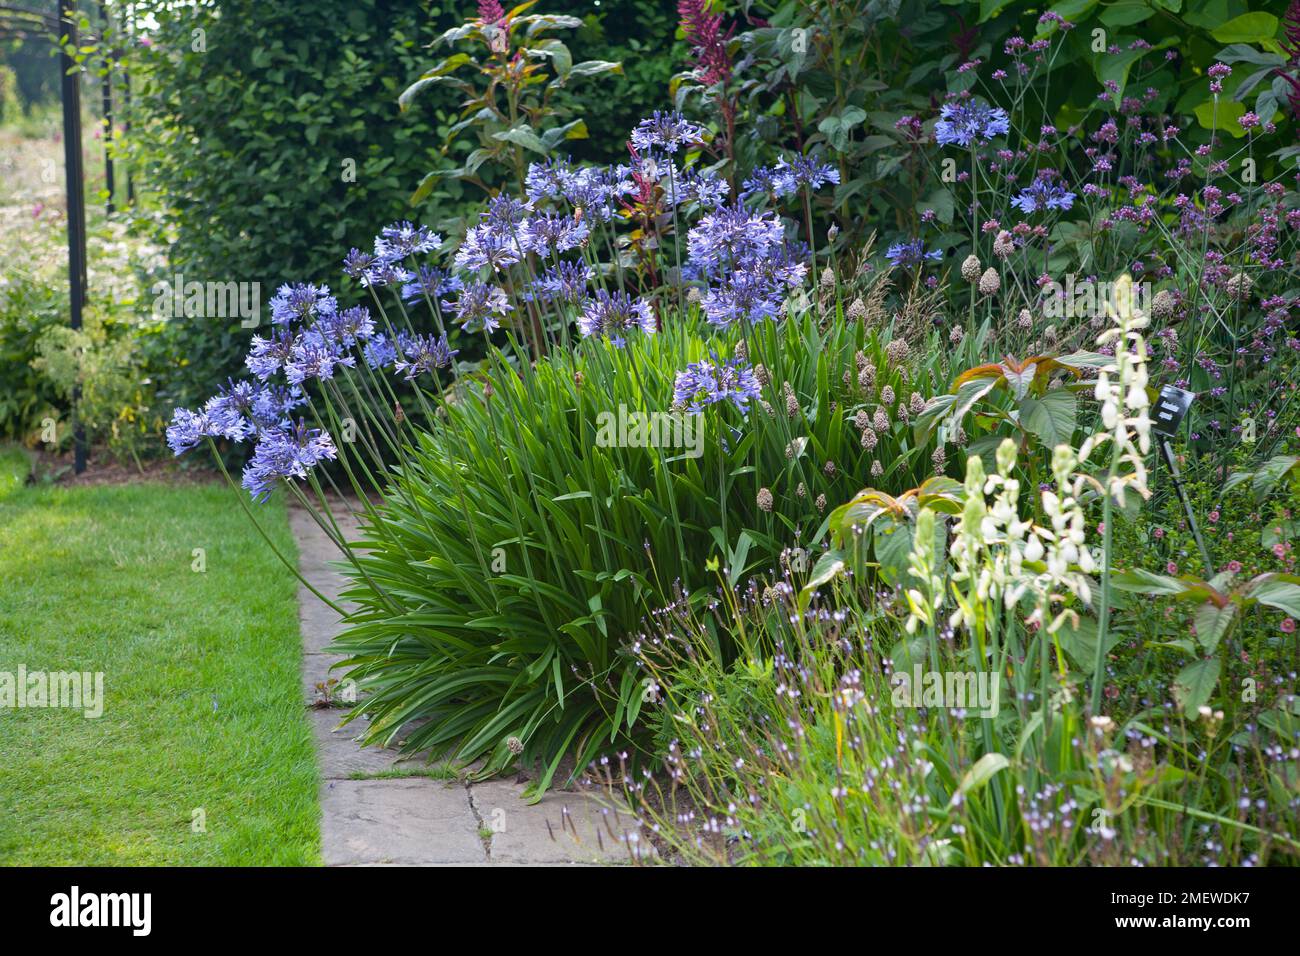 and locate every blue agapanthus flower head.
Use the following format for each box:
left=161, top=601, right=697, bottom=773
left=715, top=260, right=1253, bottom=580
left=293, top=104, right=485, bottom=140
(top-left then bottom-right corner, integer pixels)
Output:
left=577, top=289, right=655, bottom=346
left=630, top=111, right=706, bottom=154
left=394, top=333, right=458, bottom=381
left=443, top=280, right=511, bottom=335
left=525, top=157, right=578, bottom=205
left=166, top=407, right=236, bottom=456
left=687, top=204, right=785, bottom=276
left=362, top=334, right=399, bottom=370
left=342, top=247, right=379, bottom=280
left=455, top=221, right=524, bottom=273
left=672, top=356, right=762, bottom=414
left=270, top=283, right=337, bottom=326
left=375, top=220, right=442, bottom=260
left=520, top=210, right=590, bottom=255
left=885, top=239, right=943, bottom=270
left=314, top=305, right=375, bottom=348
left=1010, top=174, right=1076, bottom=214
left=246, top=329, right=296, bottom=380
left=240, top=421, right=338, bottom=502
left=934, top=98, right=1010, bottom=147
left=284, top=328, right=356, bottom=386
left=745, top=153, right=841, bottom=199
left=401, top=266, right=461, bottom=304
left=700, top=271, right=785, bottom=328
left=527, top=261, right=592, bottom=304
